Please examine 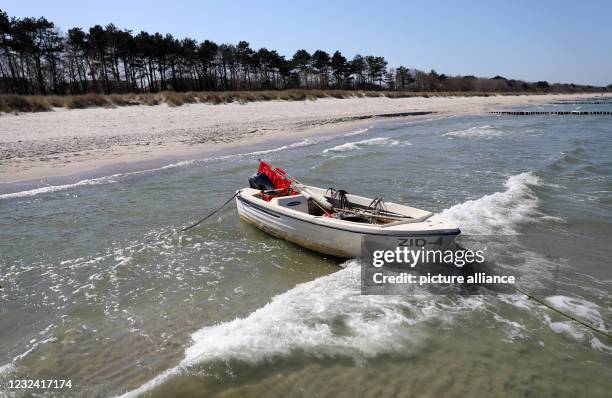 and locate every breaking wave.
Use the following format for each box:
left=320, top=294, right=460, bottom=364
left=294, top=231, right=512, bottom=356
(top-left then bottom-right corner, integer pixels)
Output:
left=440, top=172, right=541, bottom=234
left=0, top=175, right=120, bottom=200
left=443, top=125, right=506, bottom=139
left=322, top=137, right=409, bottom=154
left=247, top=137, right=319, bottom=156
left=116, top=261, right=485, bottom=398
